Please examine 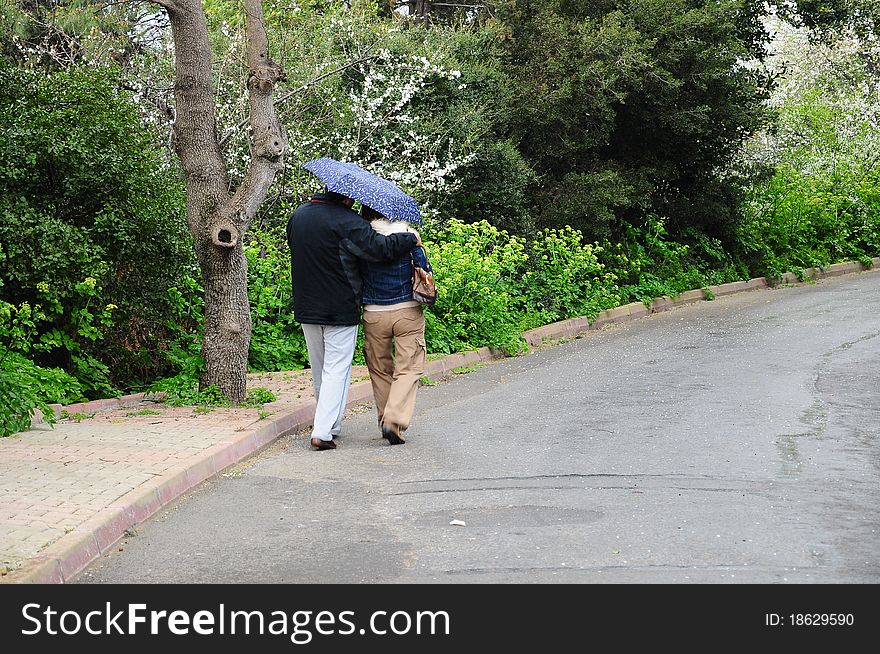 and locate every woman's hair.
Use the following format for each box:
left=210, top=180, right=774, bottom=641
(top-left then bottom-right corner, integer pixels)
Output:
left=361, top=205, right=384, bottom=221
left=323, top=189, right=352, bottom=205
